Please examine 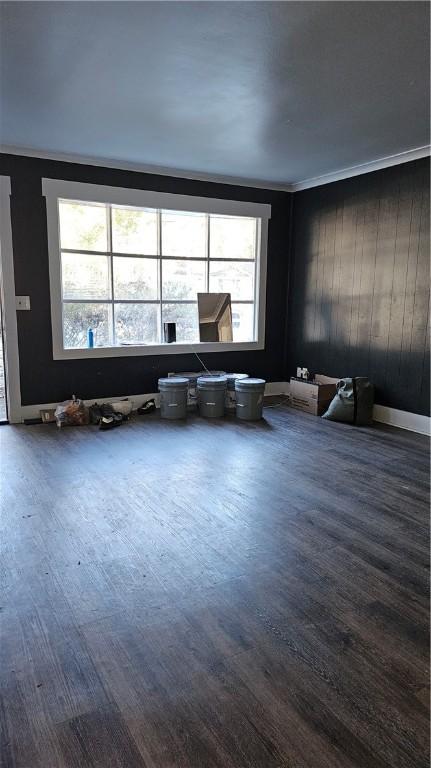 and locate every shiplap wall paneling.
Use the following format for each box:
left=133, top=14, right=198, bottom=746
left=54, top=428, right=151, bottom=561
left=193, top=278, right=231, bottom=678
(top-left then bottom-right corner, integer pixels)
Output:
left=288, top=158, right=430, bottom=416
